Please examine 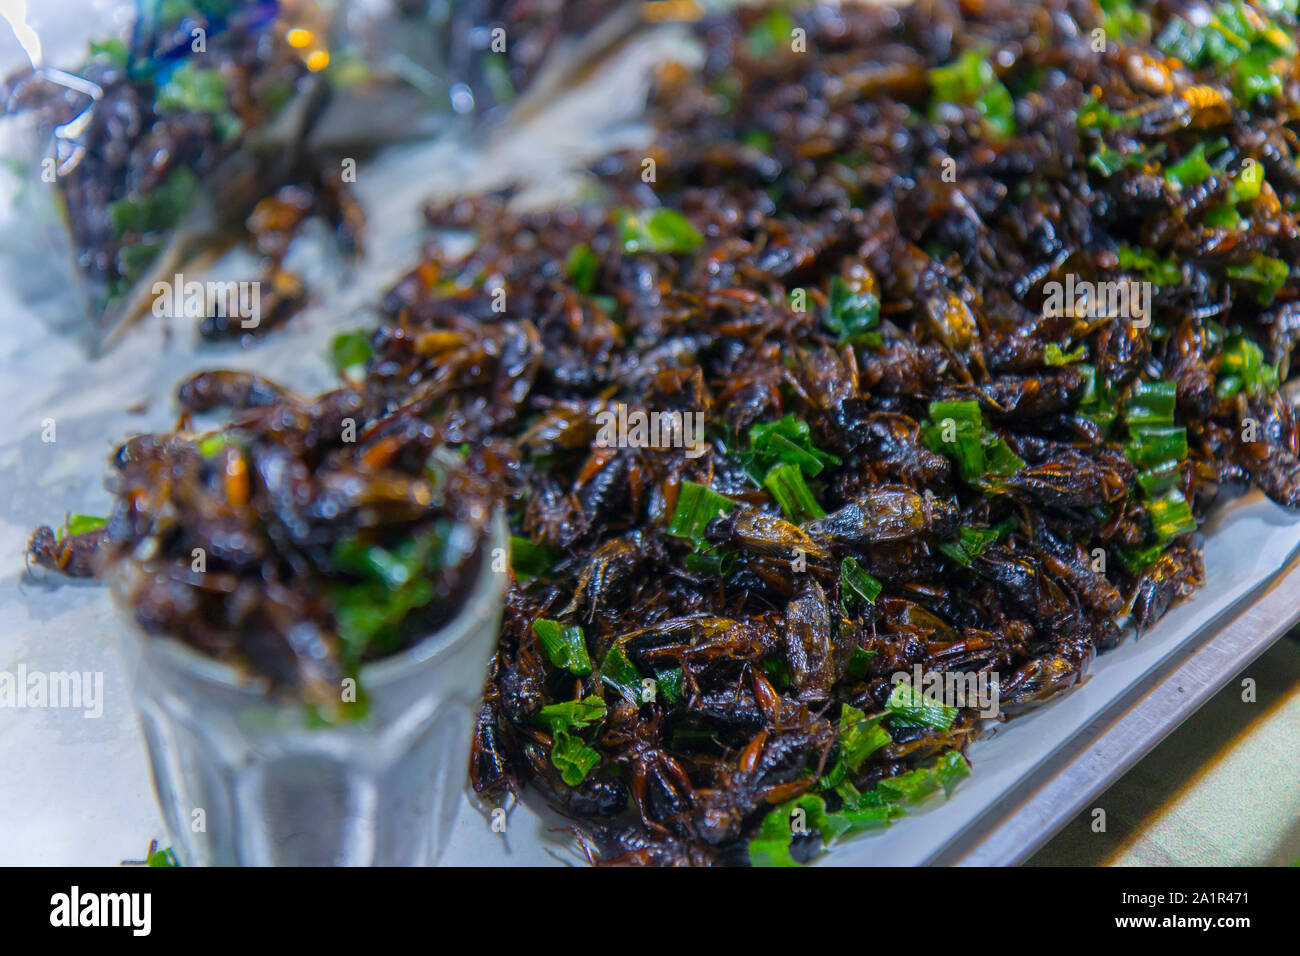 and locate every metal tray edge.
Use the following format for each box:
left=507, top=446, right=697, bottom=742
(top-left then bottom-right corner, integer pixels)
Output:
left=927, top=553, right=1300, bottom=866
